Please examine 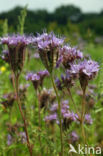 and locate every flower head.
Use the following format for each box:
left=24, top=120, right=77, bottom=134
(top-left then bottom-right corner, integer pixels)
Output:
left=69, top=131, right=79, bottom=143
left=70, top=59, right=99, bottom=91
left=55, top=70, right=76, bottom=90
left=33, top=32, right=64, bottom=73
left=58, top=45, right=83, bottom=68
left=44, top=100, right=78, bottom=129
left=7, top=134, right=13, bottom=146
left=2, top=50, right=9, bottom=63
left=26, top=70, right=49, bottom=90
left=85, top=114, right=93, bottom=125
left=0, top=34, right=32, bottom=75
left=0, top=66, right=6, bottom=72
